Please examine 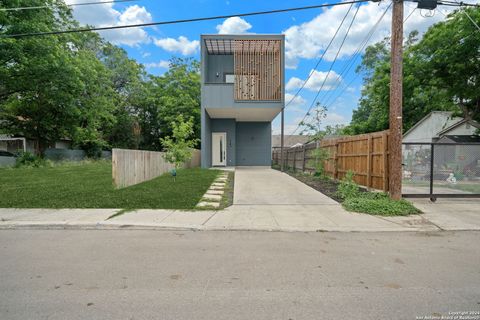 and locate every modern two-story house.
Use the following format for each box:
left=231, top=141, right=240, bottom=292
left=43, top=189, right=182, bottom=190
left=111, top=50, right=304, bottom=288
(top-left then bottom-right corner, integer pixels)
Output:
left=201, top=34, right=285, bottom=167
